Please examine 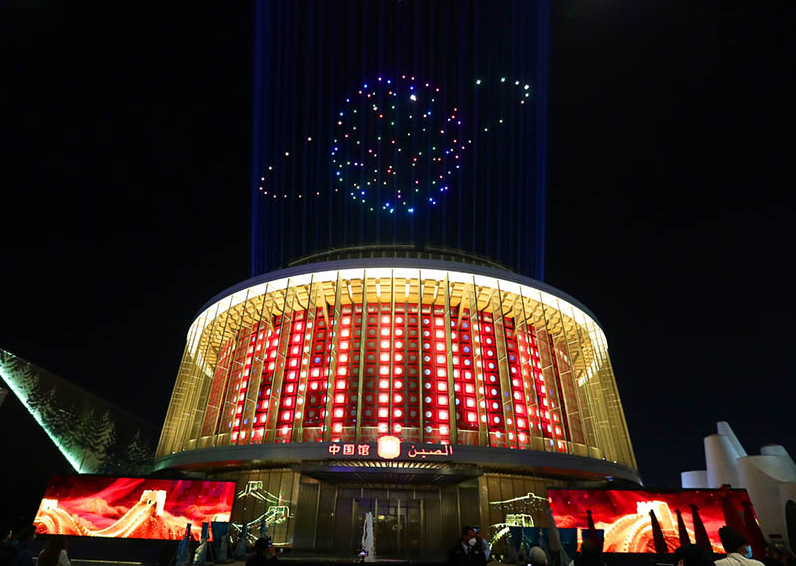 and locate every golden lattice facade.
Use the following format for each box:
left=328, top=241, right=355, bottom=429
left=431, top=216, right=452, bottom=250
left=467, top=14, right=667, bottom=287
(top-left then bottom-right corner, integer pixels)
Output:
left=157, top=260, right=635, bottom=471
